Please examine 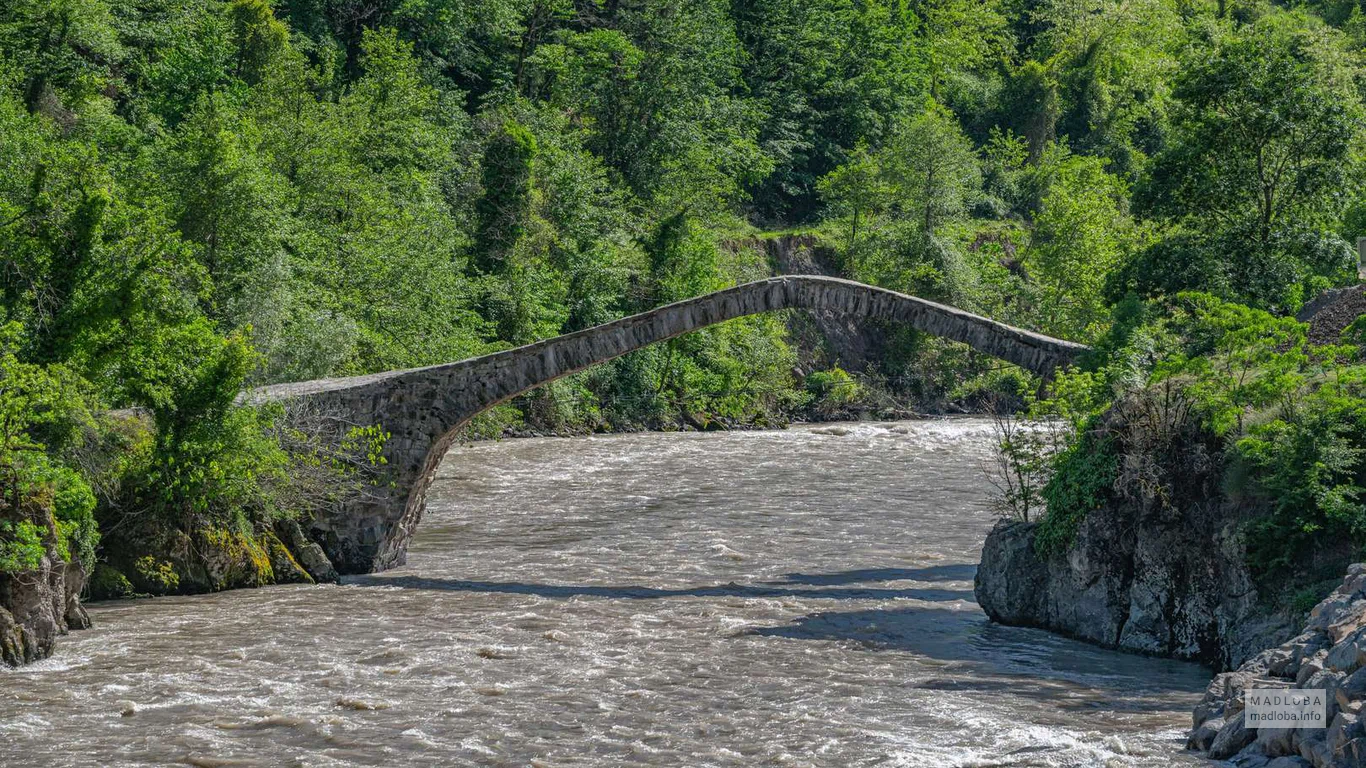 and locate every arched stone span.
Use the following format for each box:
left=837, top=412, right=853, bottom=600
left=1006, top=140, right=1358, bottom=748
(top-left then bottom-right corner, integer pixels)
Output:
left=247, top=275, right=1089, bottom=574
